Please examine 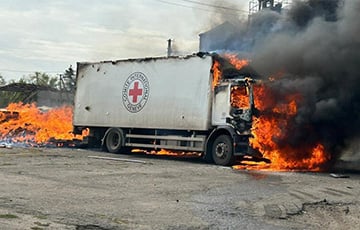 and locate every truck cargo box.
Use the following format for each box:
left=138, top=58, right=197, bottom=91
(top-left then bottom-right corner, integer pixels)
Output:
left=74, top=55, right=213, bottom=131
